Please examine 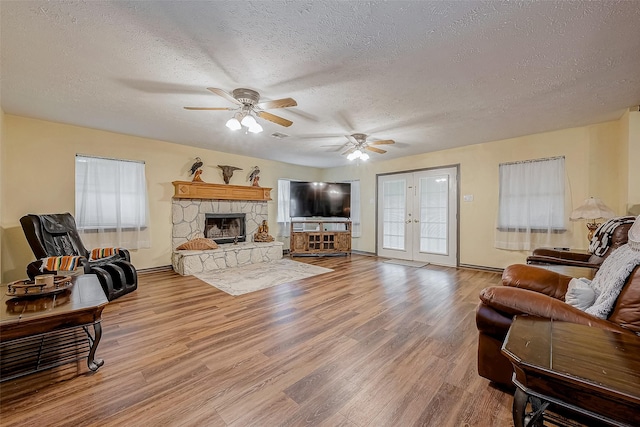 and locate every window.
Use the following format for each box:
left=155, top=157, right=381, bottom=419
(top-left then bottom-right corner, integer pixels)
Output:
left=496, top=156, right=566, bottom=250
left=75, top=155, right=150, bottom=249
